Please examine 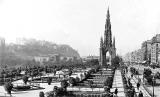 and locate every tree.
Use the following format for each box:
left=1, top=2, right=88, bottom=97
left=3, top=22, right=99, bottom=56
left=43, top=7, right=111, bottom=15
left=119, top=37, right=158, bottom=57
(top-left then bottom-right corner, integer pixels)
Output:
left=22, top=76, right=28, bottom=84
left=61, top=80, right=69, bottom=91
left=88, top=80, right=94, bottom=91
left=146, top=76, right=153, bottom=85
left=75, top=77, right=80, bottom=83
left=104, top=85, right=111, bottom=96
left=53, top=69, right=56, bottom=76
left=104, top=77, right=113, bottom=88
left=68, top=69, right=72, bottom=76
left=69, top=77, right=76, bottom=86
left=143, top=68, right=152, bottom=77
left=4, top=82, right=13, bottom=95
left=47, top=77, right=52, bottom=85
left=130, top=67, right=139, bottom=75
left=111, top=56, right=121, bottom=68
left=31, top=71, right=34, bottom=80
left=80, top=73, right=83, bottom=81
left=39, top=91, right=45, bottom=97
left=155, top=72, right=160, bottom=79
